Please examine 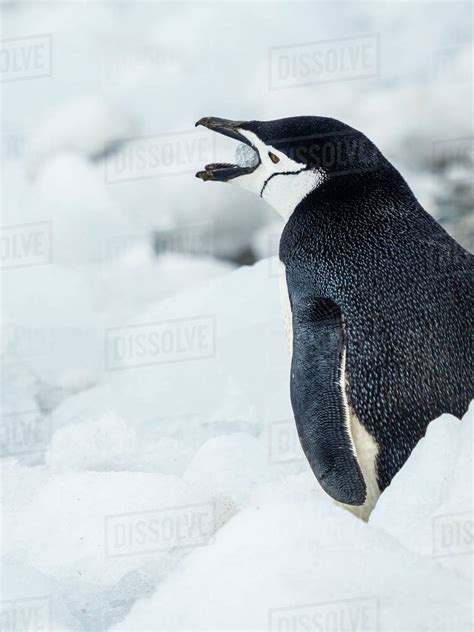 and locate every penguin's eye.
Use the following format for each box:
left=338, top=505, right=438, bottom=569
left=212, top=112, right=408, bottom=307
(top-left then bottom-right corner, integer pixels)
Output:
left=268, top=151, right=280, bottom=164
